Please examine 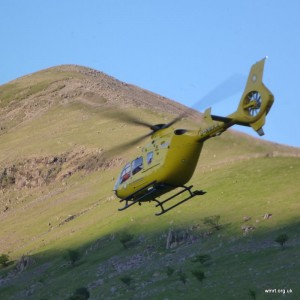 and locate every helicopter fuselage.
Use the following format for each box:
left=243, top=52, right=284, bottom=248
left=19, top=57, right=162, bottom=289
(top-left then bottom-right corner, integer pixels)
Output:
left=114, top=128, right=203, bottom=202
